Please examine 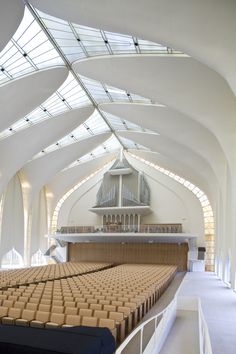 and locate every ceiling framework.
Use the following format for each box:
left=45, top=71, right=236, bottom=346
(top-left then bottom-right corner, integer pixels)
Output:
left=23, top=1, right=128, bottom=151
left=0, top=0, right=228, bottom=199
